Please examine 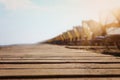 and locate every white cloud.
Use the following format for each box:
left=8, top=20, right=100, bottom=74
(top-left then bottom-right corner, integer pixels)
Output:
left=0, top=0, right=47, bottom=10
